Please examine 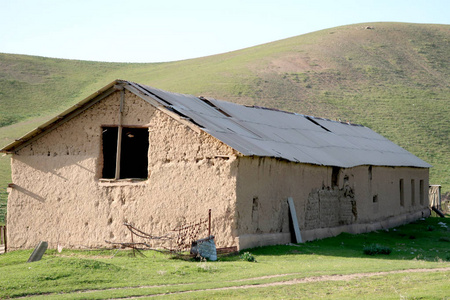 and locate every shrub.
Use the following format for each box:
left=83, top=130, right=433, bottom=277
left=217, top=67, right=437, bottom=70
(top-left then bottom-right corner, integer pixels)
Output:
left=363, top=244, right=392, bottom=256
left=240, top=252, right=257, bottom=262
